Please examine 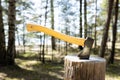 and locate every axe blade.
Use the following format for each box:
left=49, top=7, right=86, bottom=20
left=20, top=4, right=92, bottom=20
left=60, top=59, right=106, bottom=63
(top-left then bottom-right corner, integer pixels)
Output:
left=78, top=37, right=94, bottom=59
